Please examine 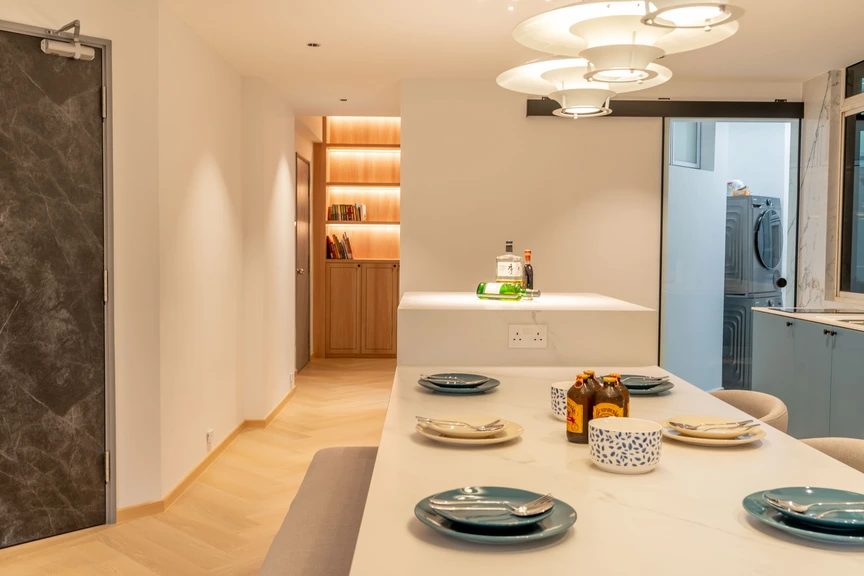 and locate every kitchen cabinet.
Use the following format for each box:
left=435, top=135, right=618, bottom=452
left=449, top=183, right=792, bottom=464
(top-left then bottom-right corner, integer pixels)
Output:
left=753, top=312, right=864, bottom=439
left=828, top=327, right=864, bottom=439
left=325, top=261, right=399, bottom=357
